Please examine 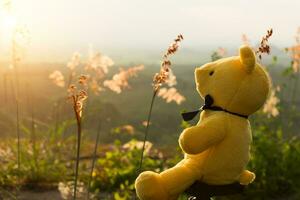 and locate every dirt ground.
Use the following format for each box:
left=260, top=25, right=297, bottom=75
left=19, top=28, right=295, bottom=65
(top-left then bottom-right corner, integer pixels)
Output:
left=19, top=190, right=63, bottom=200
left=0, top=190, right=112, bottom=200
left=0, top=190, right=63, bottom=200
